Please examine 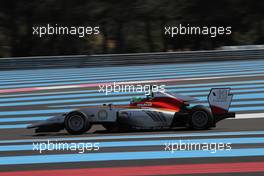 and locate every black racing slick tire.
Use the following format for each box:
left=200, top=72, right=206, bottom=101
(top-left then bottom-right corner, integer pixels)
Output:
left=65, top=112, right=91, bottom=135
left=190, top=105, right=214, bottom=130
